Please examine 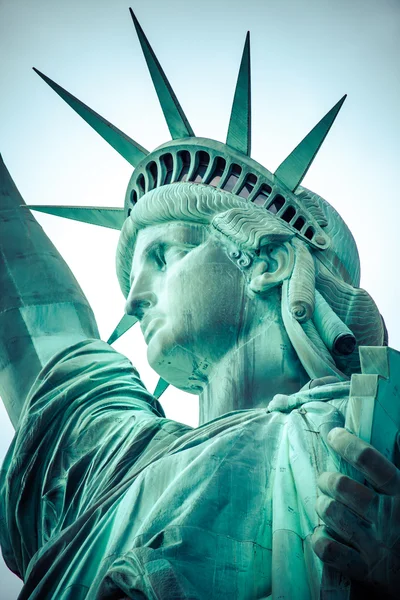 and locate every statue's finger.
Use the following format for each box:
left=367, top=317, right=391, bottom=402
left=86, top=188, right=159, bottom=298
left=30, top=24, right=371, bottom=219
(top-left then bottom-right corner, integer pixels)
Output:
left=327, top=428, right=400, bottom=496
left=312, top=526, right=367, bottom=581
left=315, top=494, right=372, bottom=554
left=317, top=471, right=377, bottom=520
